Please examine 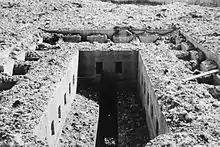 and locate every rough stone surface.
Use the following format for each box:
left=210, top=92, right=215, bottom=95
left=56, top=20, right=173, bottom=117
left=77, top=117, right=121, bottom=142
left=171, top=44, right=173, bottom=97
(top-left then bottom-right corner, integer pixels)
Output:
left=200, top=59, right=218, bottom=71
left=0, top=57, right=15, bottom=76
left=138, top=32, right=159, bottom=43
left=189, top=49, right=206, bottom=62
left=112, top=29, right=134, bottom=43
left=87, top=34, right=108, bottom=43
left=62, top=35, right=82, bottom=43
